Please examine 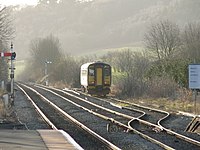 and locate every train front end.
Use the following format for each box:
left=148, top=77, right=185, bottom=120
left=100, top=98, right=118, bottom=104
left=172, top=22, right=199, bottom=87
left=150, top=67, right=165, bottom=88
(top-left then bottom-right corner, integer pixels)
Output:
left=81, top=62, right=111, bottom=96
